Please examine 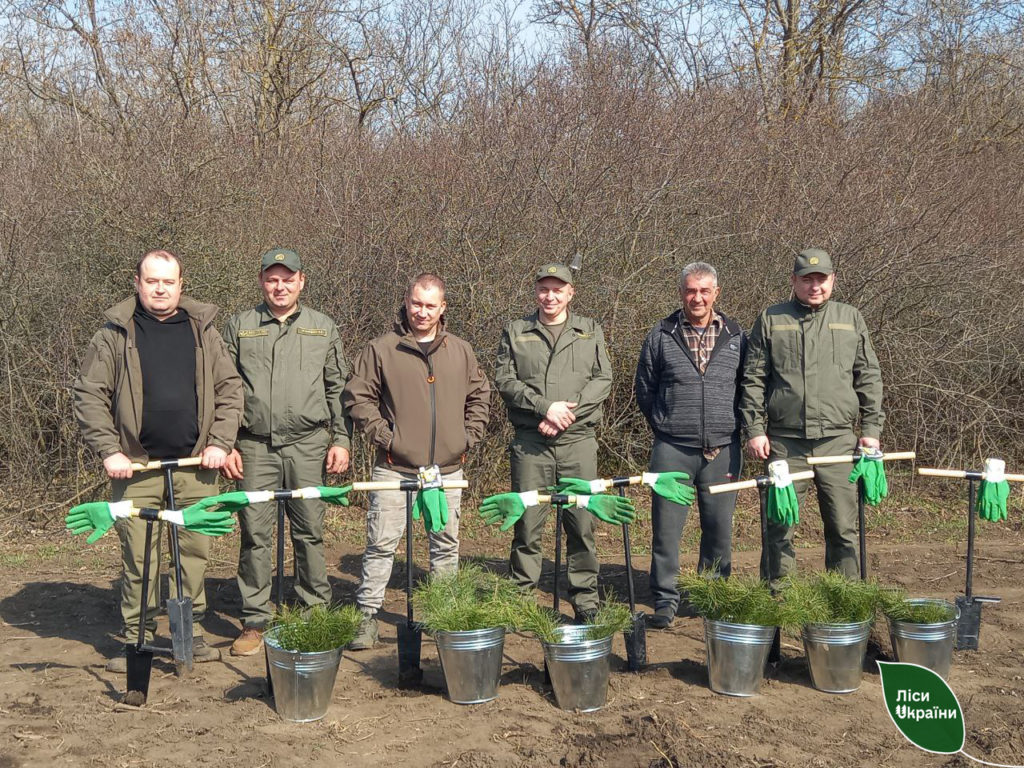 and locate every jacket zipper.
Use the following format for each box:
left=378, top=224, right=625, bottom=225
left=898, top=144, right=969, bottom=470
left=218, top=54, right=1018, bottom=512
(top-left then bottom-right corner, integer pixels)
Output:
left=426, top=351, right=437, bottom=465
